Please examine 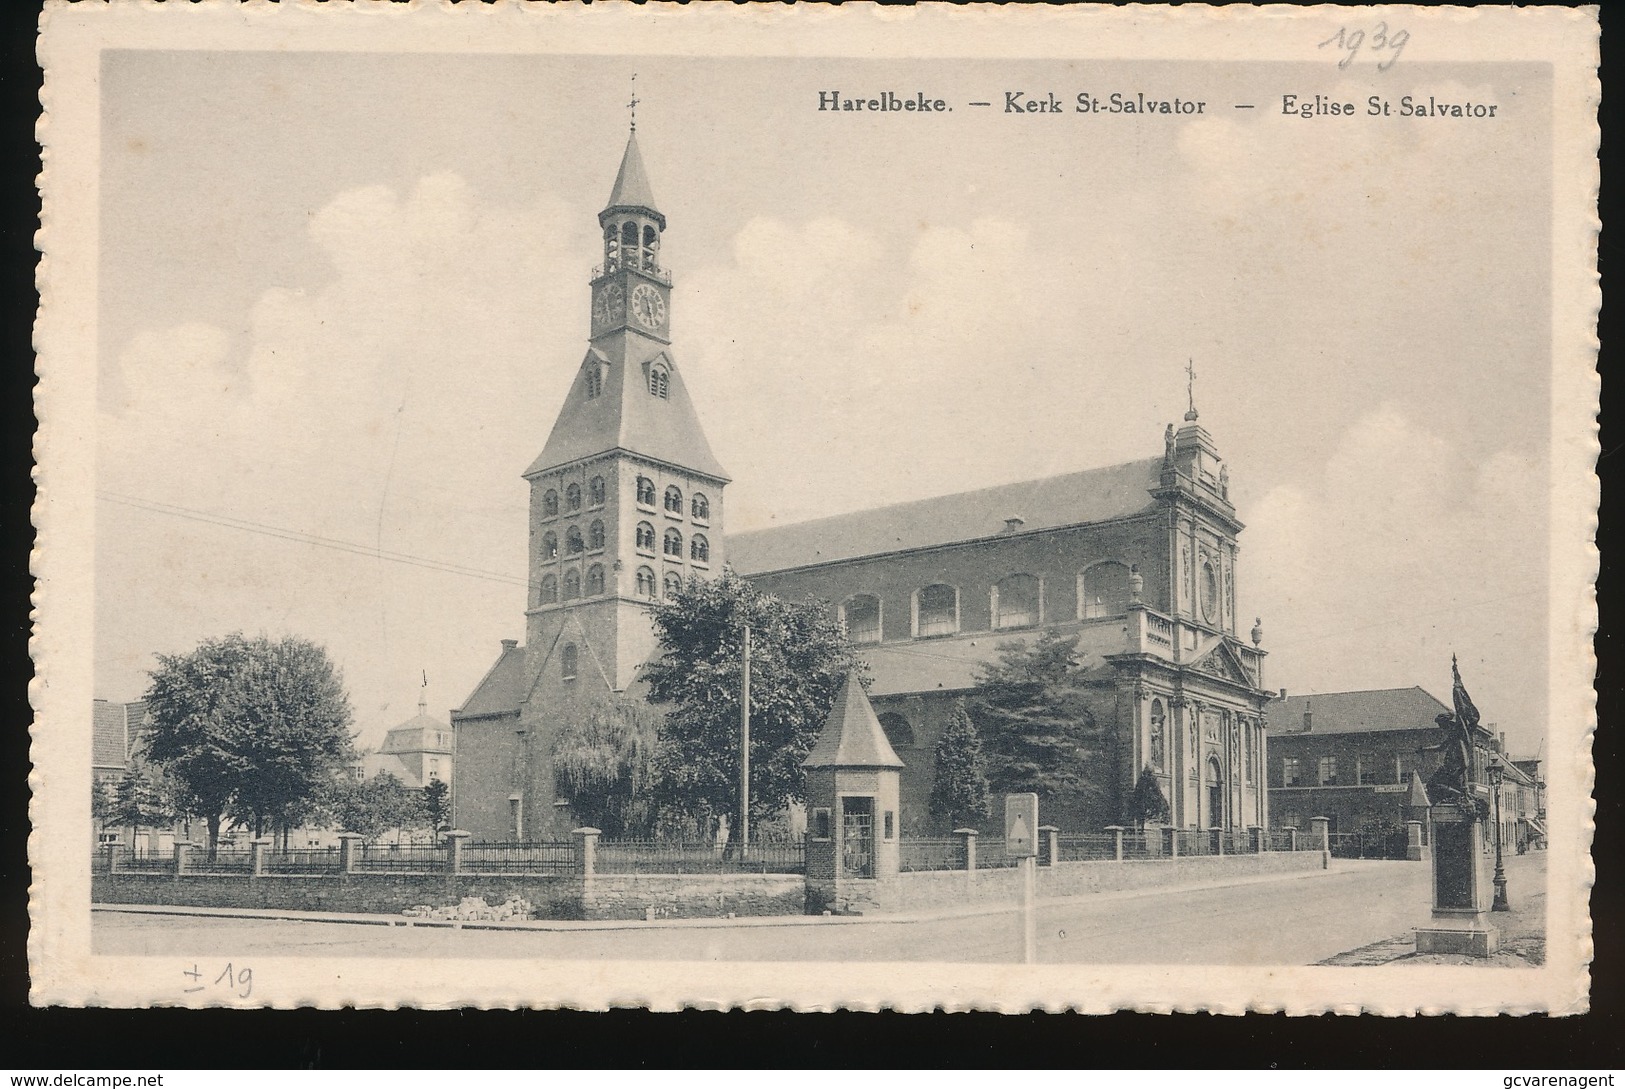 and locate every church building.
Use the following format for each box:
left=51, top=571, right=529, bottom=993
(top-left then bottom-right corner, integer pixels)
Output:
left=452, top=127, right=1275, bottom=841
